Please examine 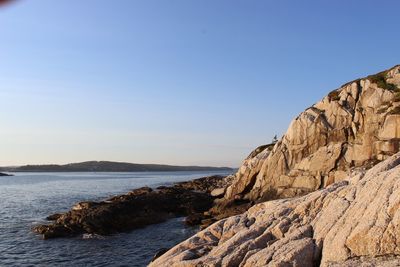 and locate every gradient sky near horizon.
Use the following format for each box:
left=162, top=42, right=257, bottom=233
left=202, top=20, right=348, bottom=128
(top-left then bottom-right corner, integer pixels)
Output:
left=1, top=0, right=399, bottom=167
